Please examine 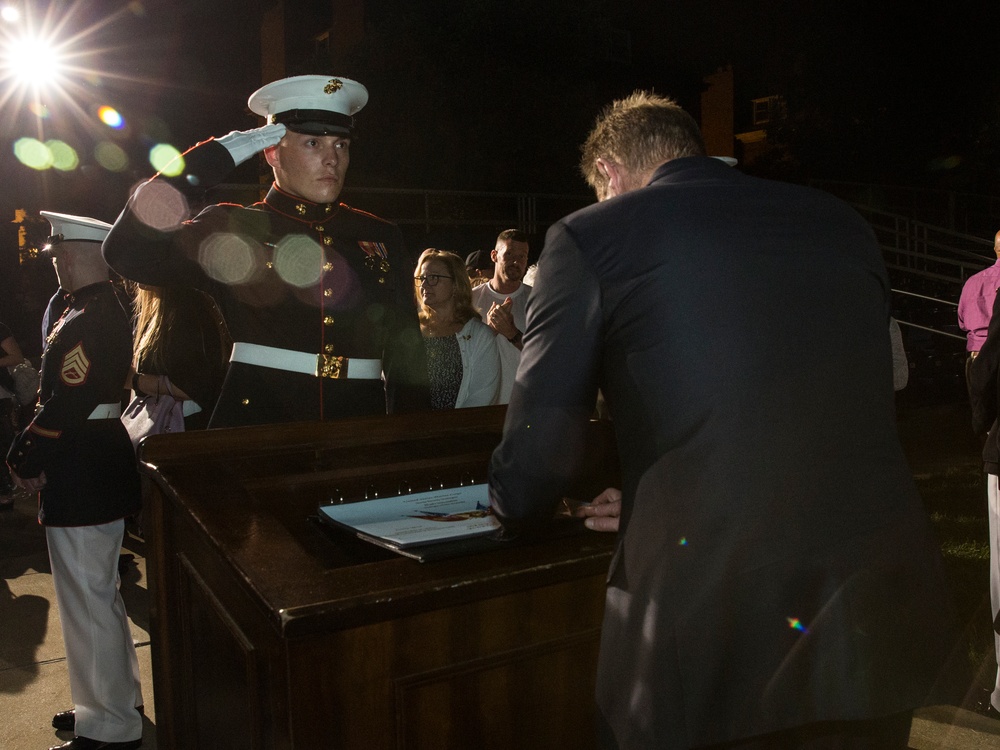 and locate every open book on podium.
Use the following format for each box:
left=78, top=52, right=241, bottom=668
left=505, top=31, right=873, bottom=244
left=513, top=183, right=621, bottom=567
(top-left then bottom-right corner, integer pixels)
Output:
left=316, top=484, right=584, bottom=562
